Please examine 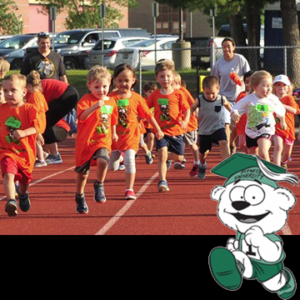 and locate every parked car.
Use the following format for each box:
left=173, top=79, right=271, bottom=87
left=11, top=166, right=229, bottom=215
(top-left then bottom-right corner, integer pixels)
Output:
left=114, top=37, right=178, bottom=70
left=0, top=35, right=14, bottom=43
left=0, top=34, right=37, bottom=69
left=87, top=37, right=150, bottom=69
